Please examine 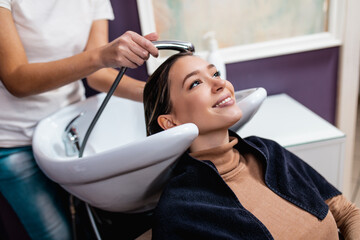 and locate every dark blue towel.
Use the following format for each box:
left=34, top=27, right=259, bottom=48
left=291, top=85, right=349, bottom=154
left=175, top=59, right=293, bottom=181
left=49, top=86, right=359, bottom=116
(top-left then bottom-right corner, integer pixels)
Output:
left=152, top=131, right=341, bottom=239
